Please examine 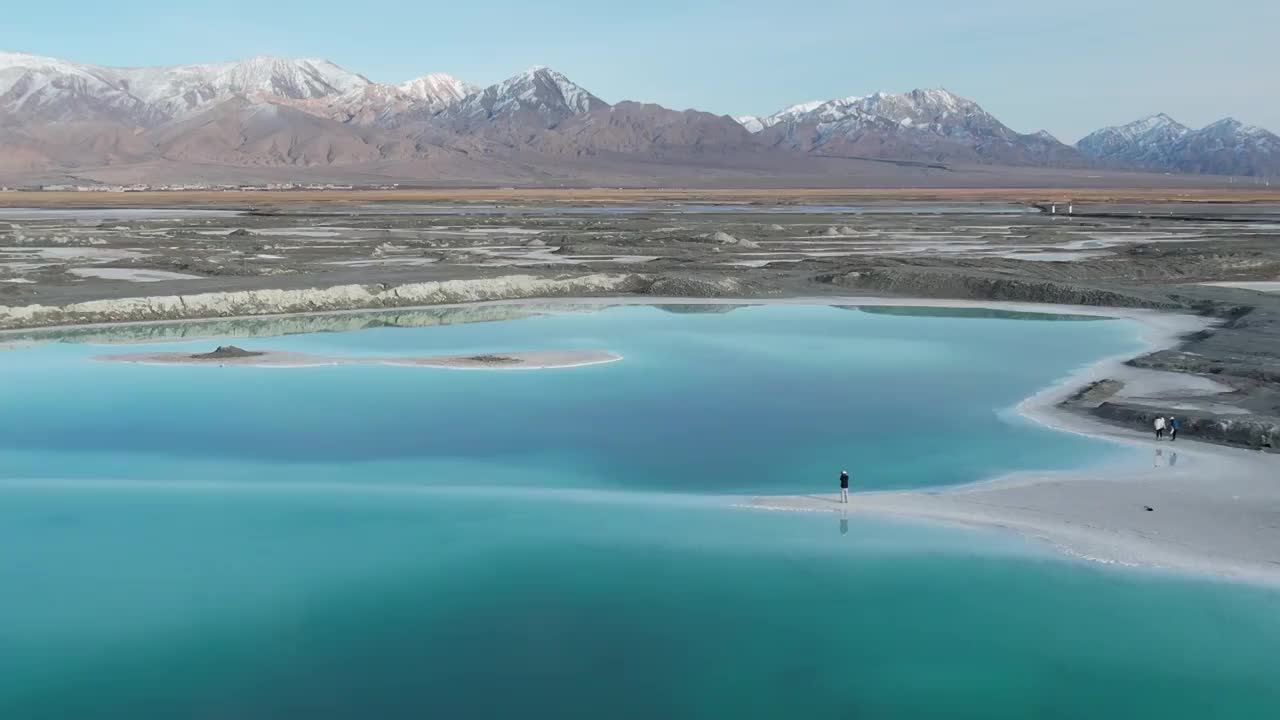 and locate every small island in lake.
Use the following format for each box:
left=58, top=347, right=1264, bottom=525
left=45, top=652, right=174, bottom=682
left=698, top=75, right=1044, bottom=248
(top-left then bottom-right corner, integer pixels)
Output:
left=96, top=347, right=622, bottom=370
